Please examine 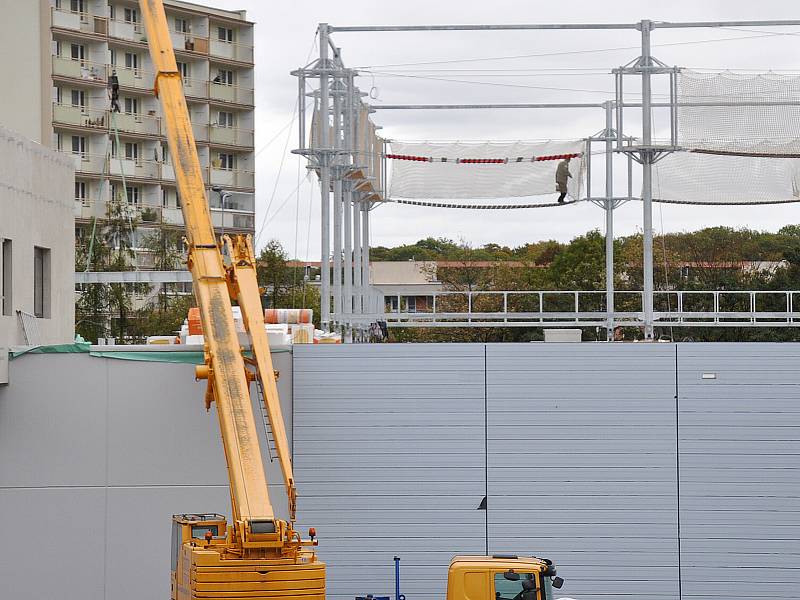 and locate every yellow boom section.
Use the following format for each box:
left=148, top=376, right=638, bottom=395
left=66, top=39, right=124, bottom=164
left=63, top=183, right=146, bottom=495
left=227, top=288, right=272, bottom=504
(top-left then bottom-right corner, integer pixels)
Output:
left=139, top=0, right=274, bottom=530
